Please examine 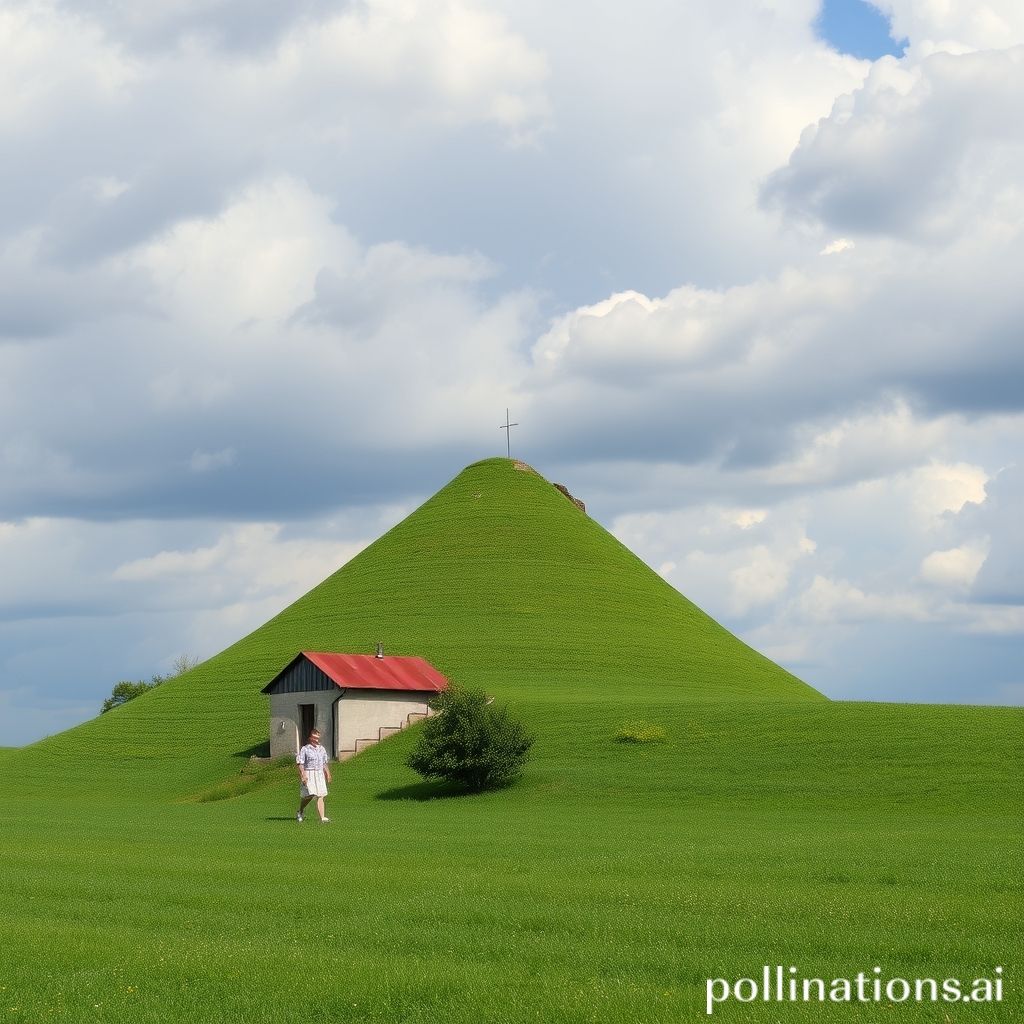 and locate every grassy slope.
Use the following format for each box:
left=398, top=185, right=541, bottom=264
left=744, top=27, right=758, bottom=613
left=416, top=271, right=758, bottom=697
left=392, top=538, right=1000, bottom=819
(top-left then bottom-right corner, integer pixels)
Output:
left=18, top=458, right=818, bottom=797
